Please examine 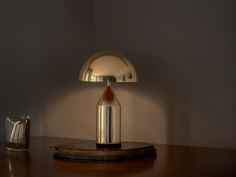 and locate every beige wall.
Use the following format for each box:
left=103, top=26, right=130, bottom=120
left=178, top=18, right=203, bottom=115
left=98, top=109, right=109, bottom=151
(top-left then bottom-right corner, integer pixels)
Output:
left=1, top=0, right=236, bottom=149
